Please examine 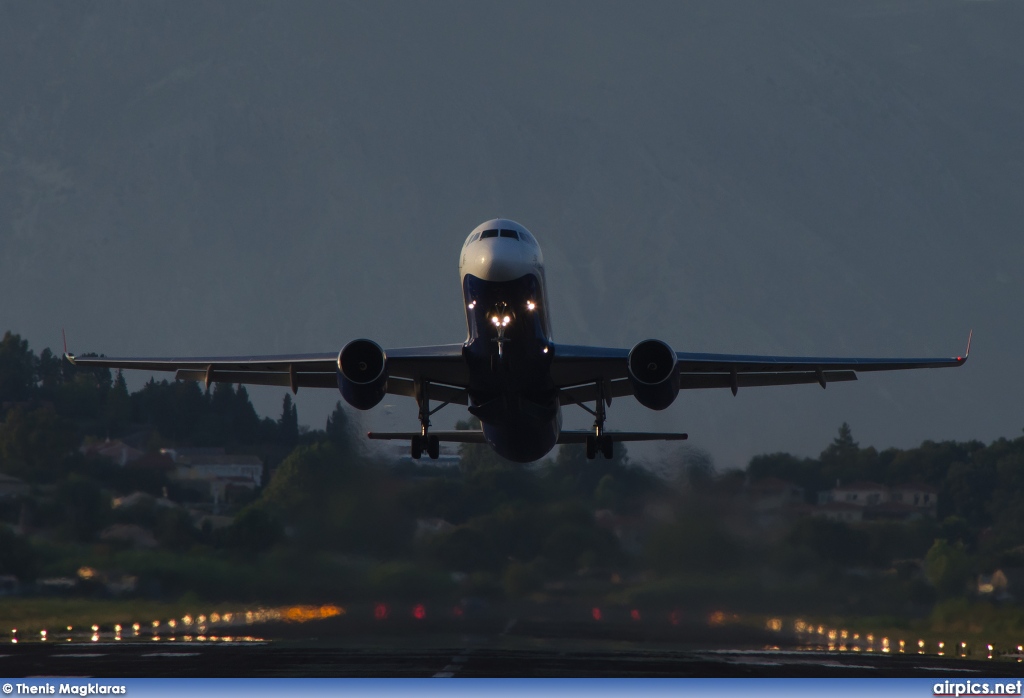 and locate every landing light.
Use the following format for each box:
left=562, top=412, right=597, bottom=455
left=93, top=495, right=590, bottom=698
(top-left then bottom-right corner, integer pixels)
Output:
left=526, top=300, right=535, bottom=311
